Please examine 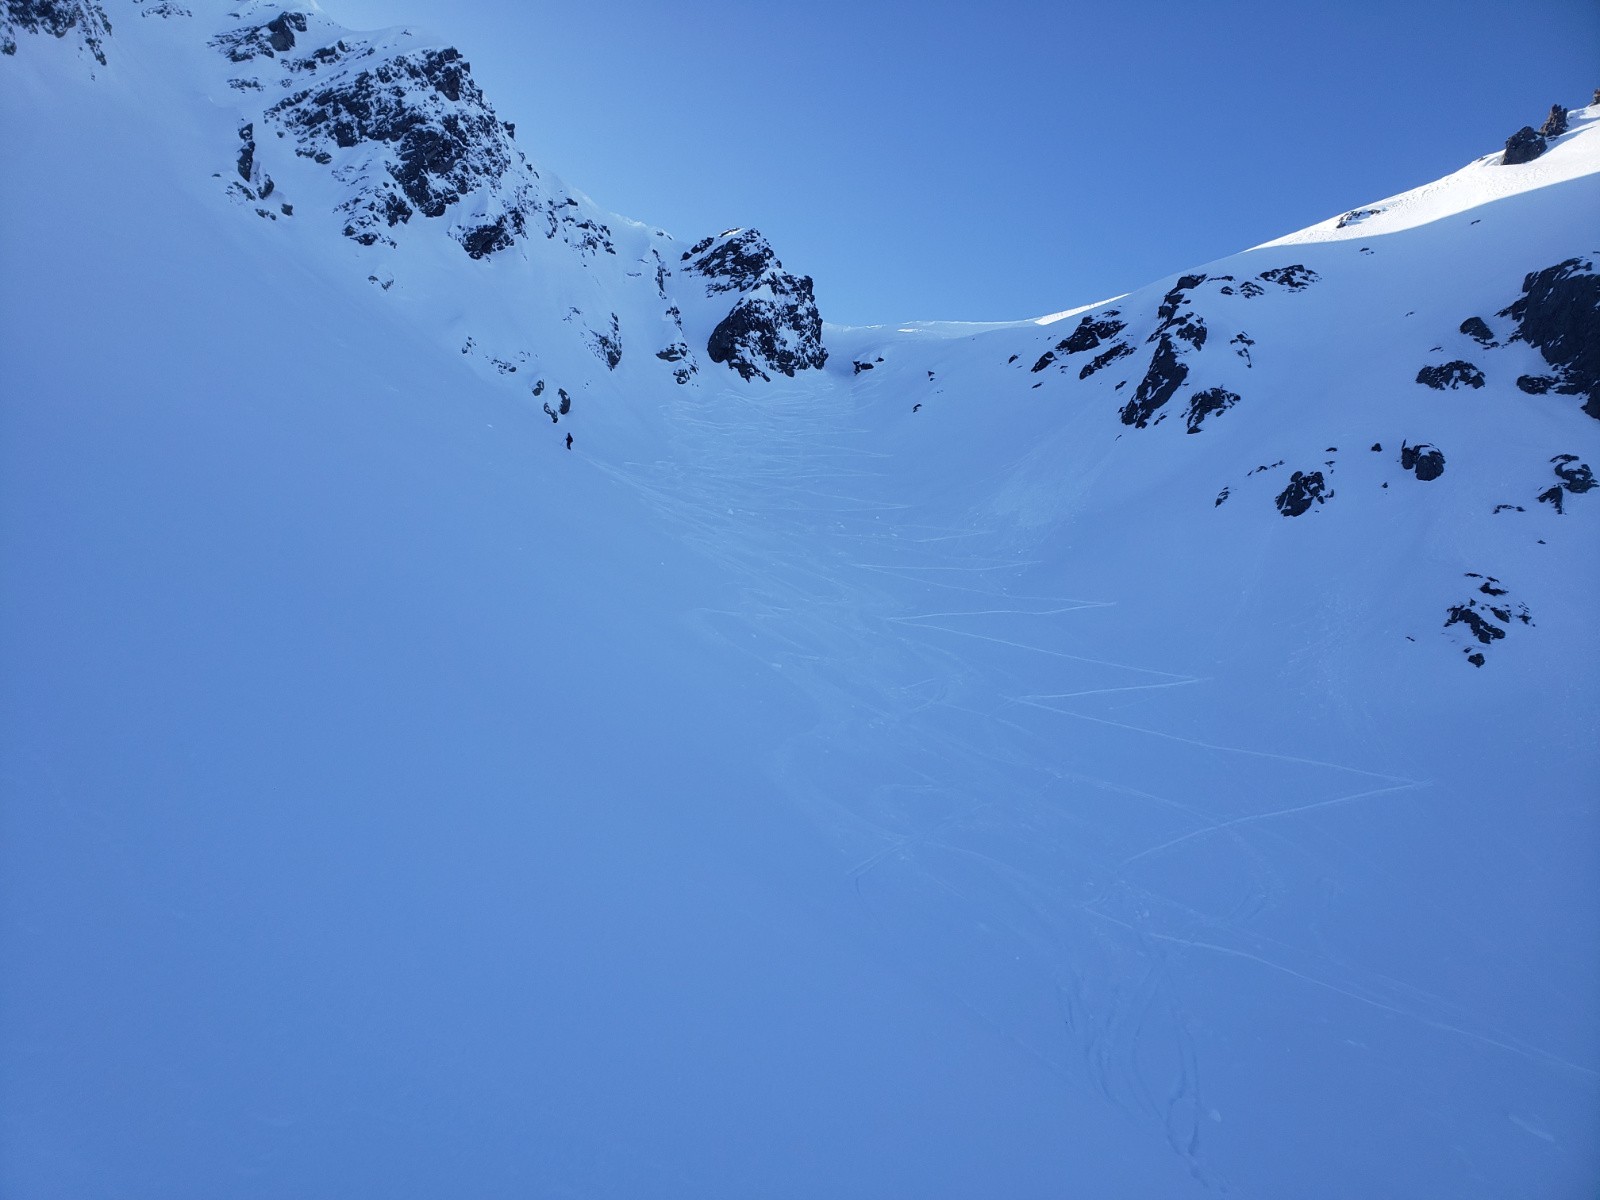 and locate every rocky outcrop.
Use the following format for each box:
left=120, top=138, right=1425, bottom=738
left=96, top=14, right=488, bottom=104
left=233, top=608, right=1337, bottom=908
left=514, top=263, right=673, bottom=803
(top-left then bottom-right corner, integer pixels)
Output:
left=211, top=11, right=307, bottom=61
left=1030, top=311, right=1125, bottom=373
left=1119, top=336, right=1188, bottom=428
left=683, top=229, right=827, bottom=382
left=244, top=26, right=614, bottom=260
left=1399, top=441, right=1445, bottom=481
left=1500, top=127, right=1547, bottom=166
left=586, top=312, right=622, bottom=370
left=680, top=229, right=776, bottom=294
left=1336, top=208, right=1383, bottom=229
left=1444, top=574, right=1532, bottom=667
left=1080, top=342, right=1134, bottom=380
left=267, top=47, right=512, bottom=231
left=1259, top=264, right=1319, bottom=291
left=1458, top=316, right=1497, bottom=347
left=1498, top=257, right=1600, bottom=418
left=1274, top=470, right=1329, bottom=517
left=1184, top=387, right=1239, bottom=434
left=1536, top=454, right=1595, bottom=513
left=707, top=289, right=826, bottom=382
left=2, top=0, right=112, bottom=63
left=1539, top=104, right=1568, bottom=139
left=1416, top=361, right=1486, bottom=390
